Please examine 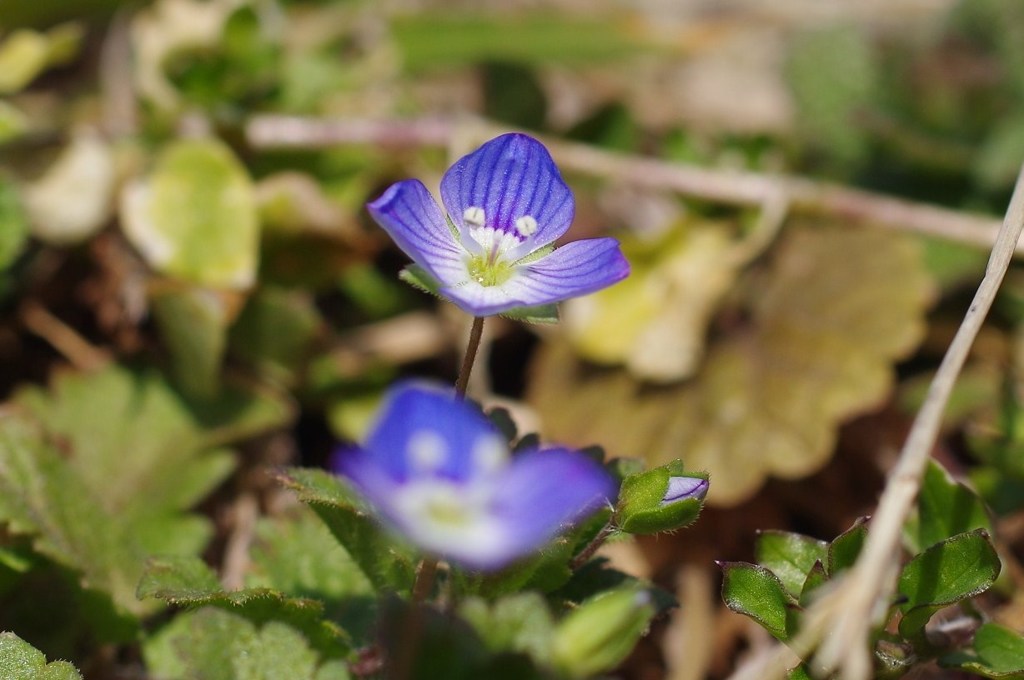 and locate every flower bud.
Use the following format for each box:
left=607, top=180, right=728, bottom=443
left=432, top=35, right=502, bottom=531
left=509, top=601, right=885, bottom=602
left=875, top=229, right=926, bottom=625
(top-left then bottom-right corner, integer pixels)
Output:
left=551, top=585, right=656, bottom=678
left=615, top=460, right=707, bottom=535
